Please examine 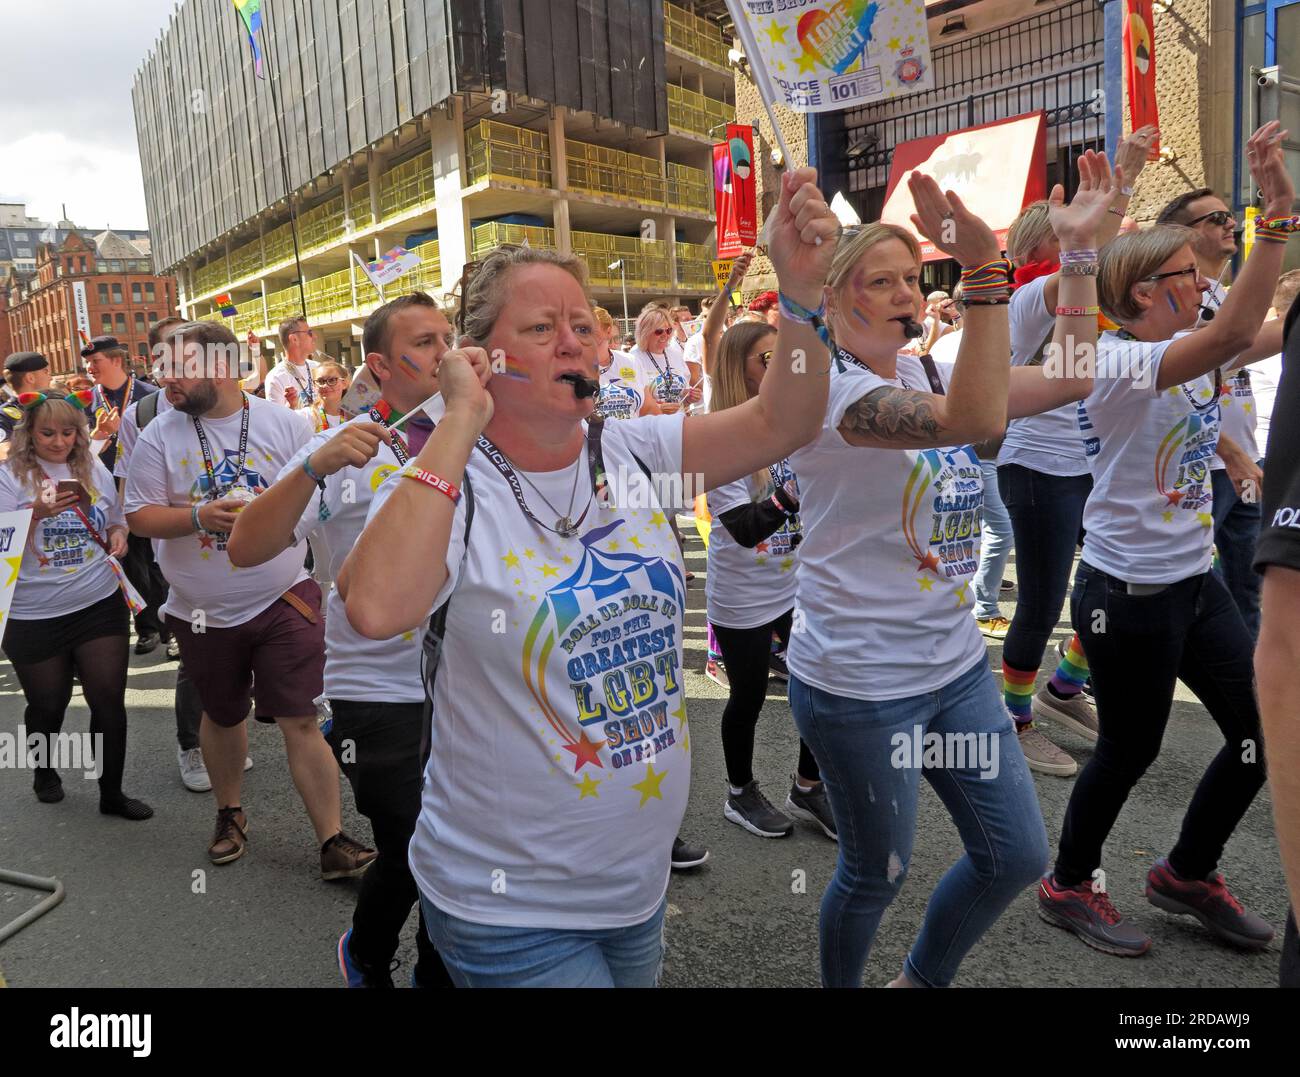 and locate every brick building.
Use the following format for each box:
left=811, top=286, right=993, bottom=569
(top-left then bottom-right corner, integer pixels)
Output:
left=2, top=230, right=177, bottom=374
